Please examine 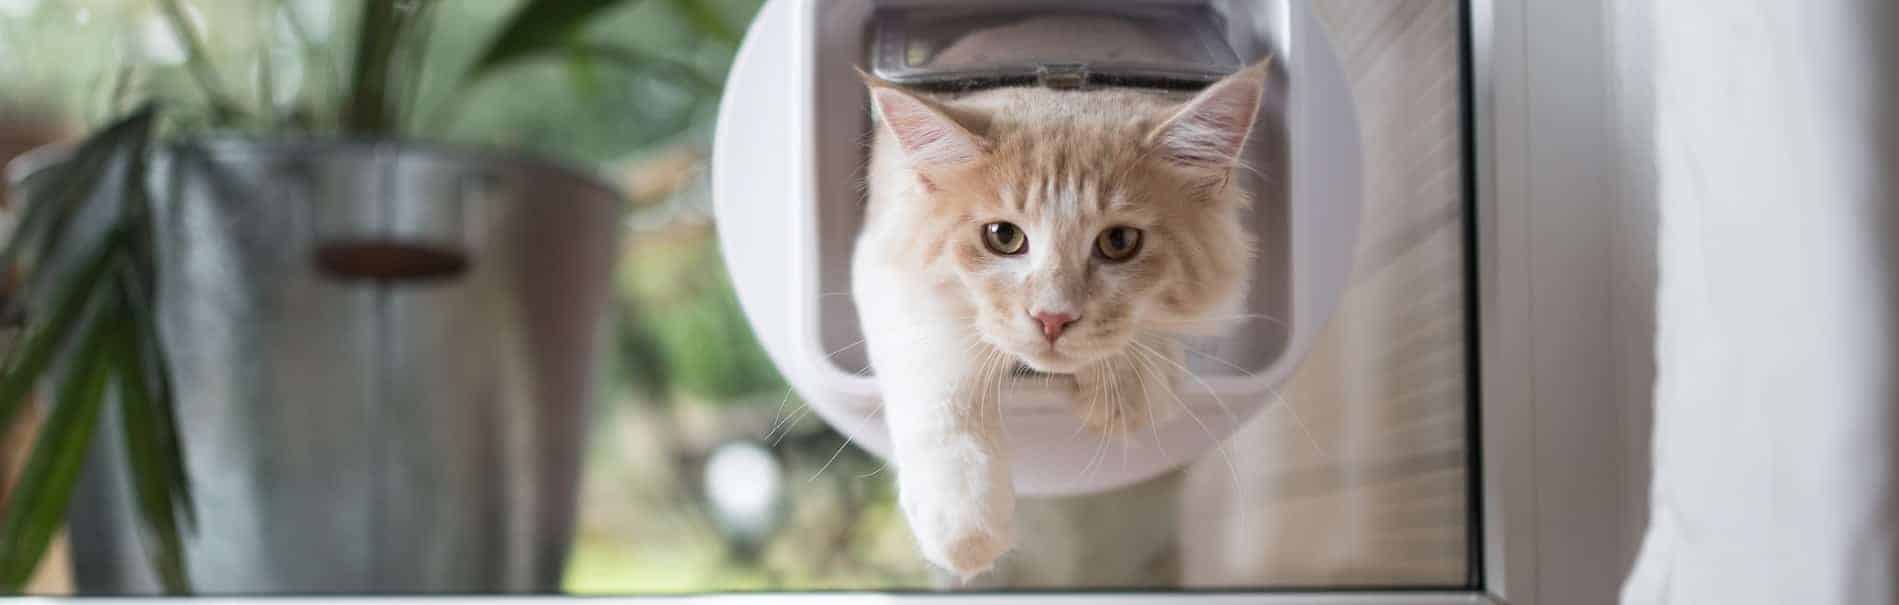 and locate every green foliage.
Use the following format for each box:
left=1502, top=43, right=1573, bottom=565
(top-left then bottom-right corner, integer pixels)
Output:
left=0, top=0, right=762, bottom=593
left=339, top=0, right=407, bottom=132
left=469, top=0, right=643, bottom=77
left=0, top=108, right=189, bottom=592
left=613, top=297, right=672, bottom=404
left=661, top=0, right=742, bottom=47
left=645, top=277, right=782, bottom=403
left=431, top=0, right=758, bottom=164
left=156, top=0, right=243, bottom=121
left=0, top=312, right=114, bottom=590
left=628, top=240, right=782, bottom=403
